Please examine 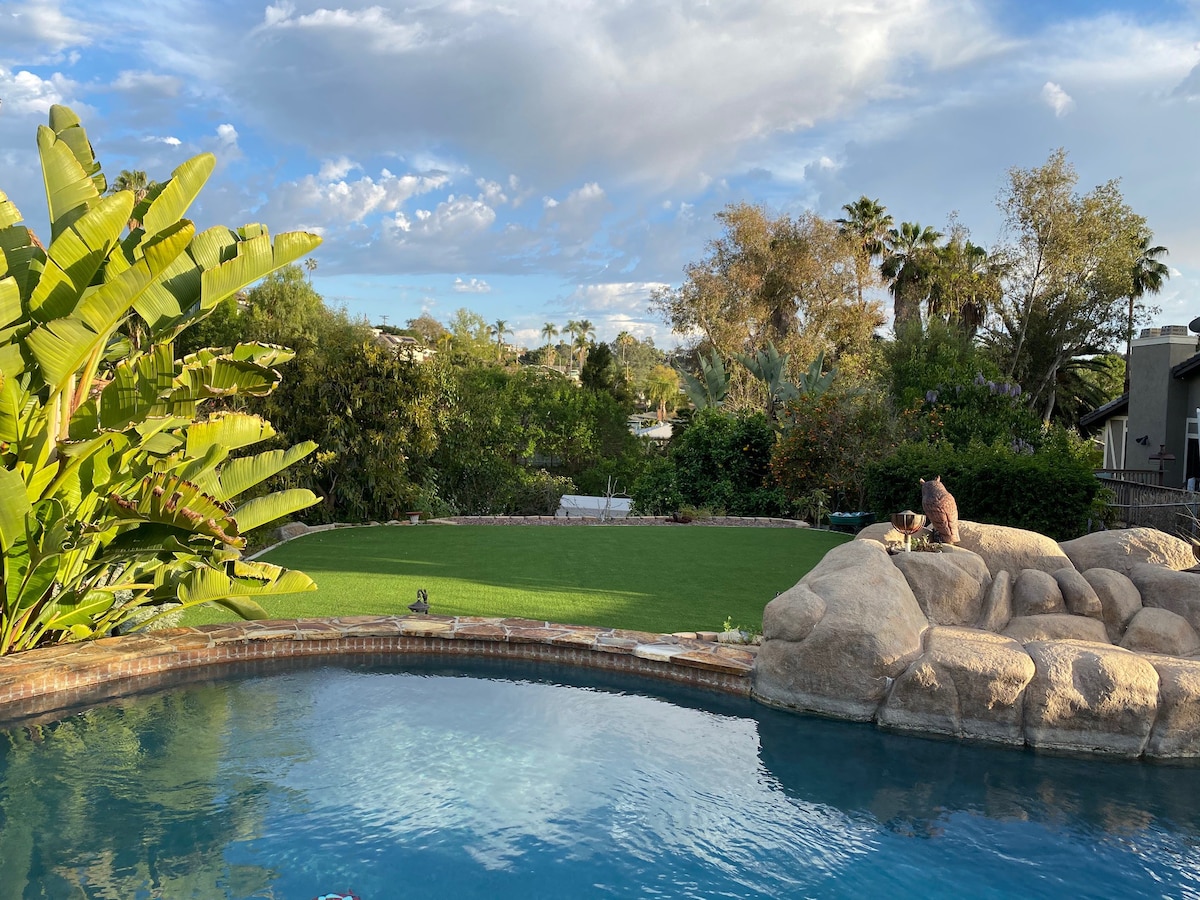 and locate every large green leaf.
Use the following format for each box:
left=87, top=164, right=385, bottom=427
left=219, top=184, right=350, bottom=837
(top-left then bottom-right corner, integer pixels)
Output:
left=27, top=222, right=192, bottom=390
left=9, top=552, right=58, bottom=611
left=185, top=412, right=275, bottom=459
left=232, top=488, right=318, bottom=532
left=37, top=123, right=100, bottom=243
left=0, top=191, right=22, bottom=230
left=0, top=225, right=46, bottom=302
left=201, top=441, right=317, bottom=501
left=109, top=472, right=242, bottom=546
left=40, top=589, right=114, bottom=630
left=140, top=154, right=215, bottom=238
left=0, top=467, right=31, bottom=552
left=0, top=278, right=21, bottom=331
left=30, top=192, right=132, bottom=322
left=176, top=560, right=316, bottom=605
